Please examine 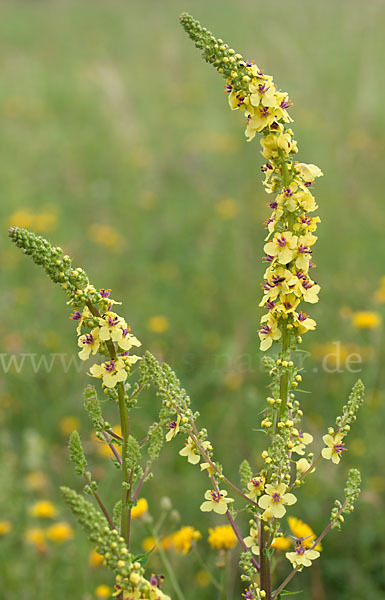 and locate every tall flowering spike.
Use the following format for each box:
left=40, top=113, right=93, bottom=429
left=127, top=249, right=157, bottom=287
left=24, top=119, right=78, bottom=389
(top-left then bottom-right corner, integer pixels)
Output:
left=180, top=13, right=323, bottom=354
